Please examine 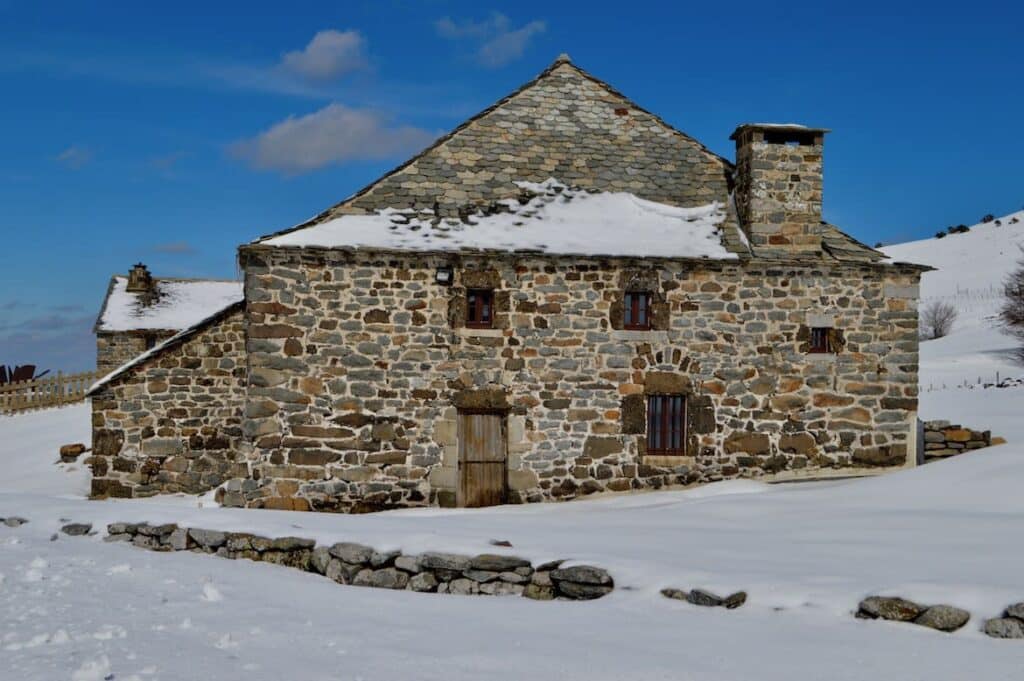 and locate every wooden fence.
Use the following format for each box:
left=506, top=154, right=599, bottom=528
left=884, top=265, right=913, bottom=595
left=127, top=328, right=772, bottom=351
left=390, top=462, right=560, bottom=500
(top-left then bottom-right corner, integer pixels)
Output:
left=0, top=371, right=102, bottom=415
